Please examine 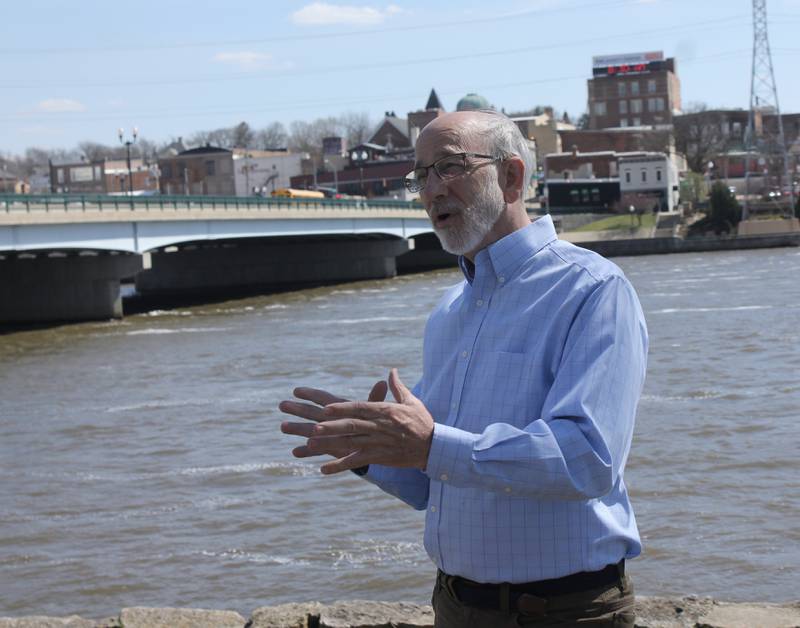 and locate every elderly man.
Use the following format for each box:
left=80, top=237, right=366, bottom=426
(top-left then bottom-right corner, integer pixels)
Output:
left=280, top=110, right=647, bottom=627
